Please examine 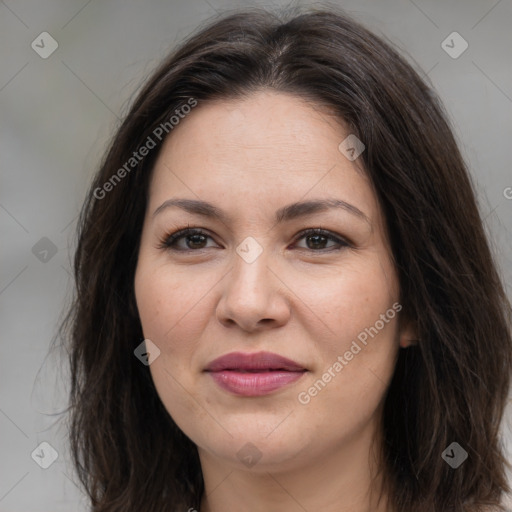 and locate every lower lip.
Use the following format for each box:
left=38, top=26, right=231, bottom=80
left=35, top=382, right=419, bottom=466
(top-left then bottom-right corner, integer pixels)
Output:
left=207, top=370, right=306, bottom=396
